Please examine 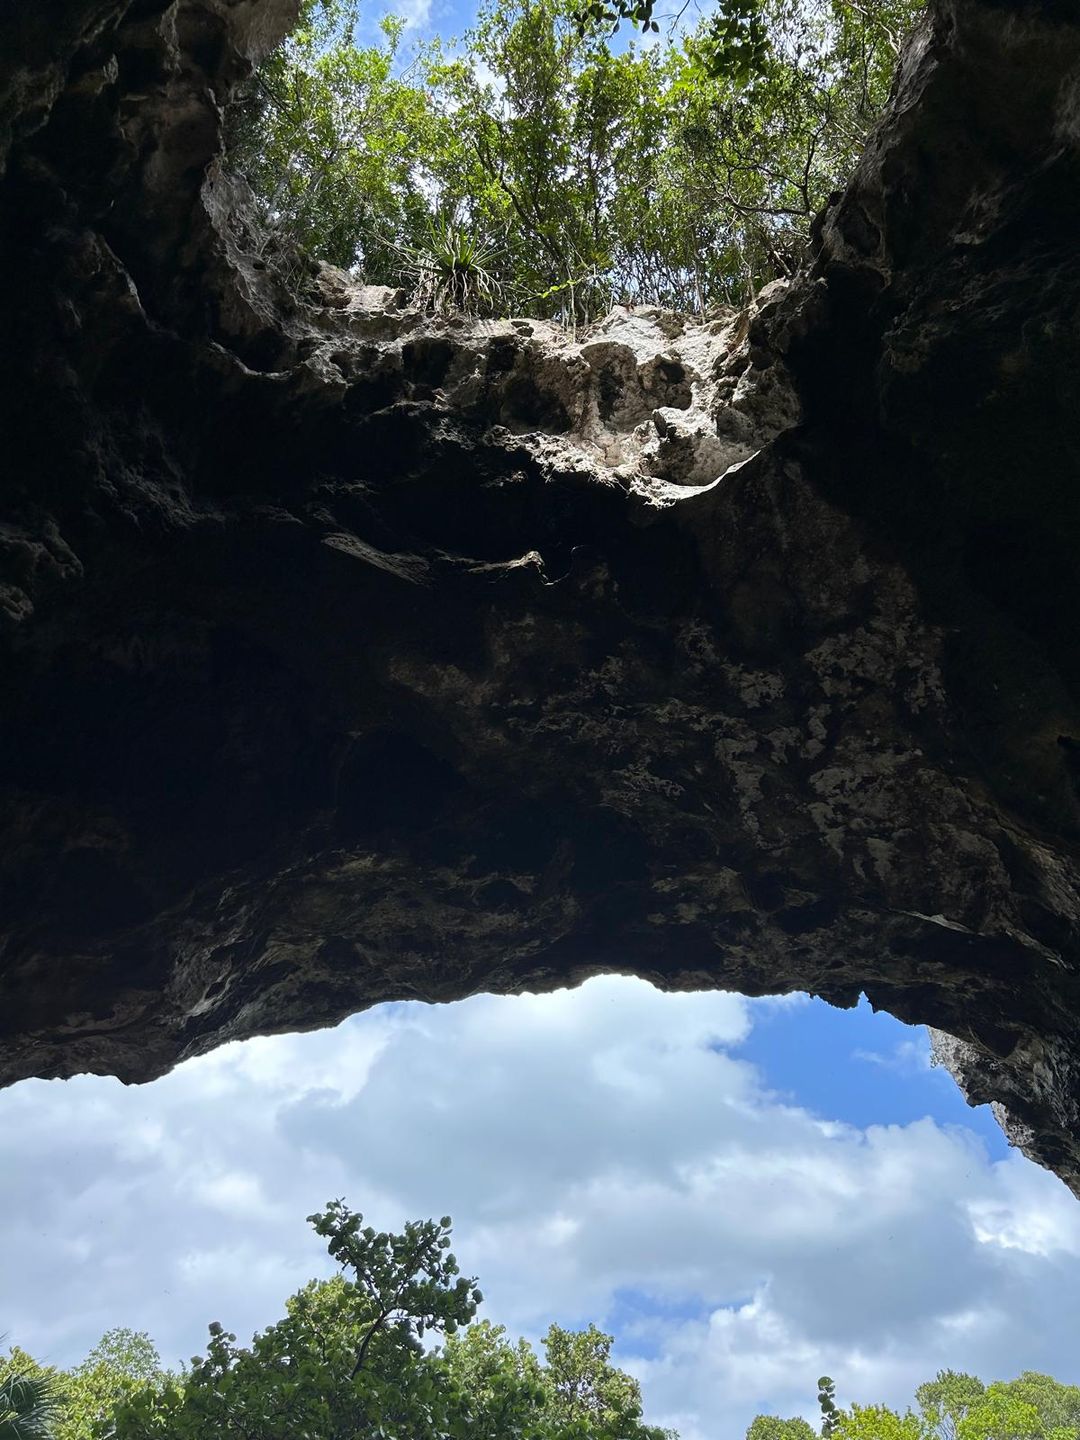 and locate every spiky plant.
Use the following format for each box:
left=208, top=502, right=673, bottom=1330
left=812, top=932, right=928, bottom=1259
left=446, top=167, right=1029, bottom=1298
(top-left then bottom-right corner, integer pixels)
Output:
left=409, top=216, right=505, bottom=315
left=0, top=1369, right=61, bottom=1440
